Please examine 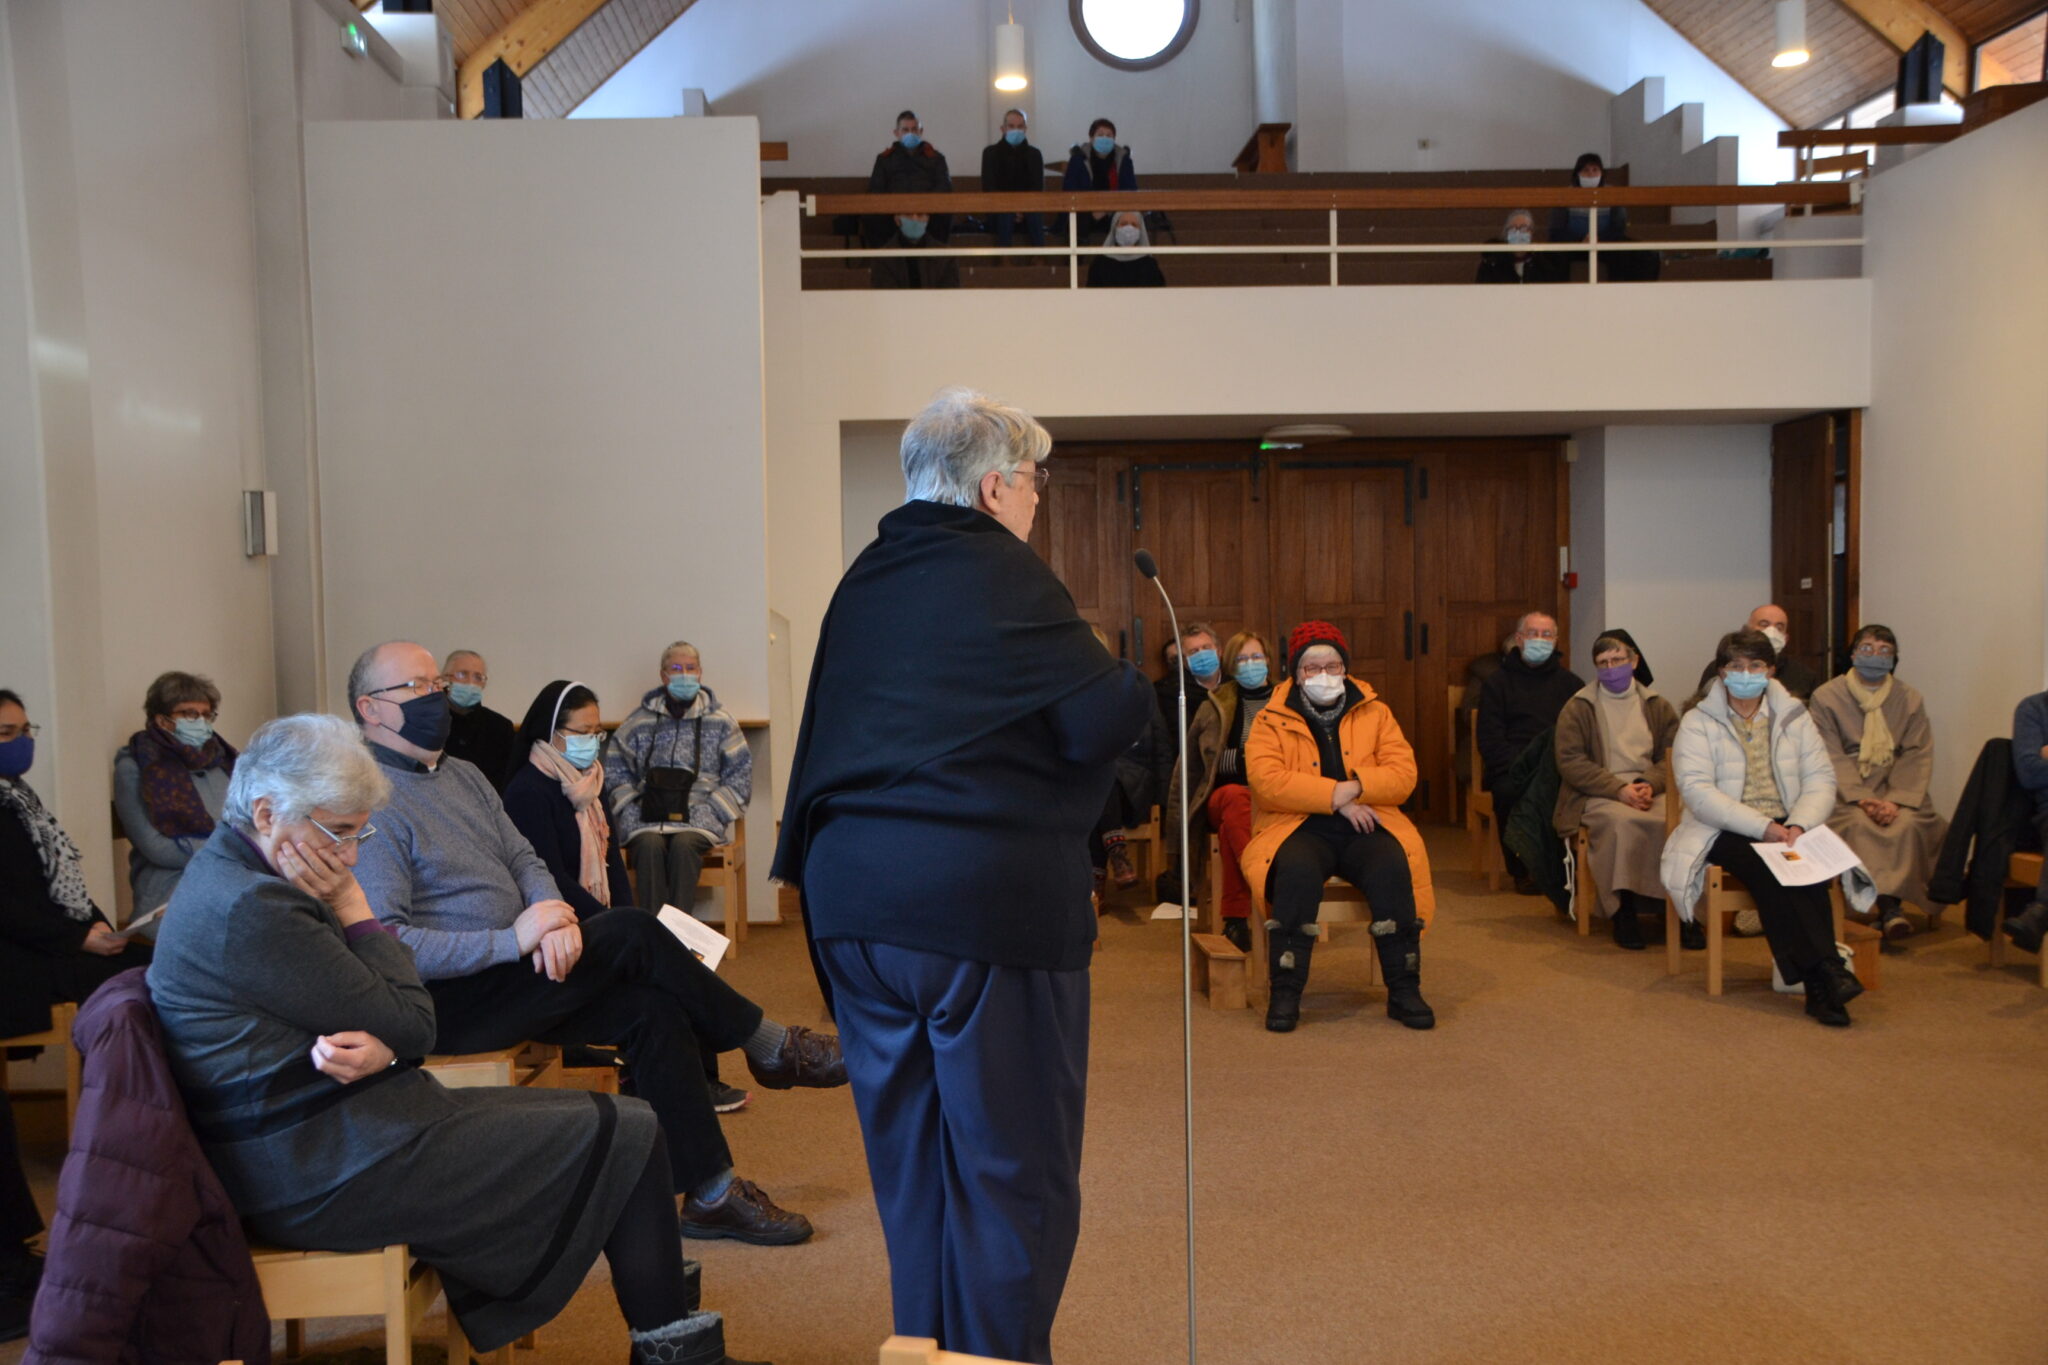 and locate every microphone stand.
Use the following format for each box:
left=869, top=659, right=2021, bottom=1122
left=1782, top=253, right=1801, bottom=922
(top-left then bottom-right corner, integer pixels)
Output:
left=1135, top=549, right=1197, bottom=1365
